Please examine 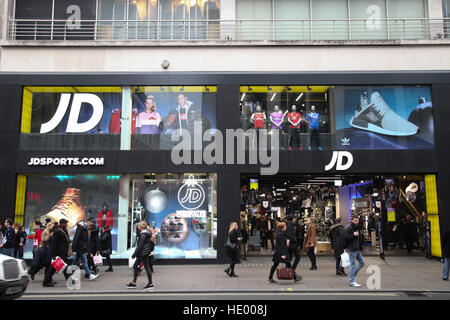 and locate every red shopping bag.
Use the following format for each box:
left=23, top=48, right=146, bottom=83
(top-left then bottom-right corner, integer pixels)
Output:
left=51, top=256, right=67, bottom=273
